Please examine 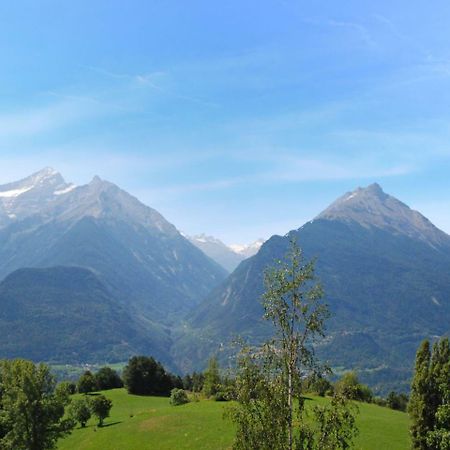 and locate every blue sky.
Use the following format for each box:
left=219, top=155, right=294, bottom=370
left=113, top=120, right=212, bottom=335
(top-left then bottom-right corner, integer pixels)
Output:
left=0, top=0, right=450, bottom=243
